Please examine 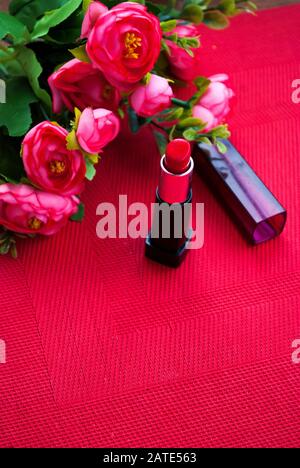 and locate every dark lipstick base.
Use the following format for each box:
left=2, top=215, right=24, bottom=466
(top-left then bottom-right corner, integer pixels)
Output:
left=145, top=190, right=192, bottom=268
left=145, top=232, right=191, bottom=268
